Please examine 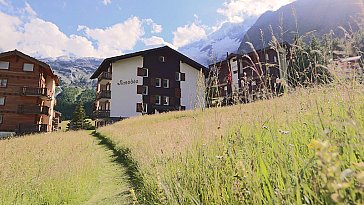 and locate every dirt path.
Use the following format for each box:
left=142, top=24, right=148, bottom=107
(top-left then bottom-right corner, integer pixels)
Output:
left=84, top=132, right=133, bottom=205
